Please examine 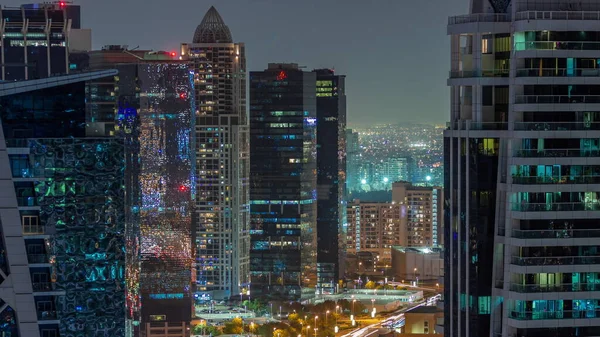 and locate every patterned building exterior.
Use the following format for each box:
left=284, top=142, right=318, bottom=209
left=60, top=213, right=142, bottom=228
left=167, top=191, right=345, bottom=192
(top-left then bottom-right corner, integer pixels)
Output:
left=0, top=70, right=125, bottom=337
